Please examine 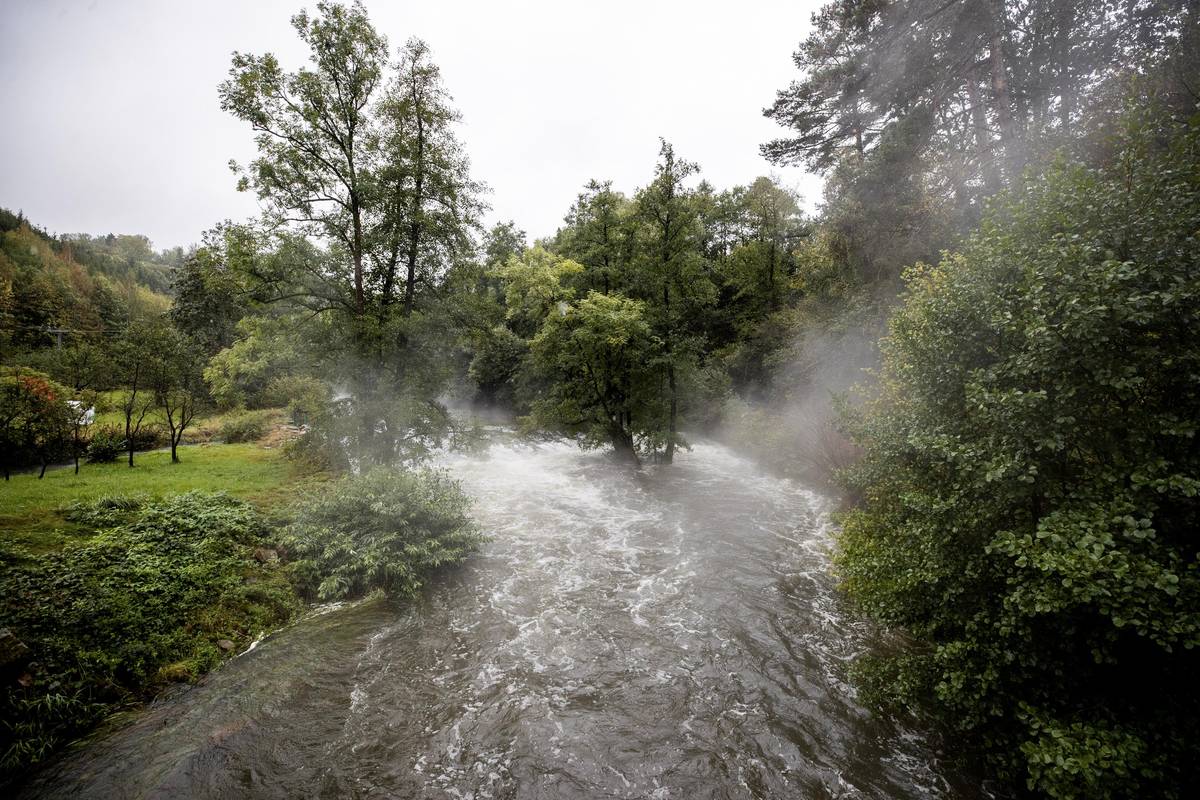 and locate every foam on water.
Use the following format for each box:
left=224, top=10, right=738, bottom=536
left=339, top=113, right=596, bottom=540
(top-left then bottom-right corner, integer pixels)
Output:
left=22, top=436, right=981, bottom=800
